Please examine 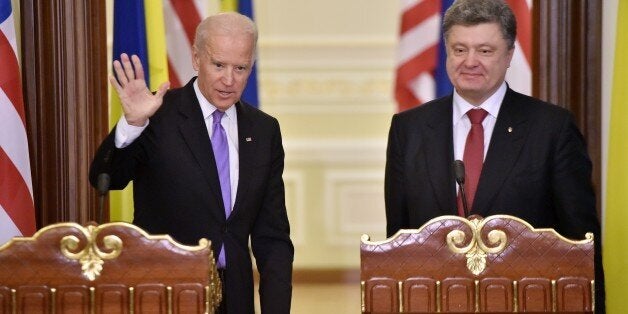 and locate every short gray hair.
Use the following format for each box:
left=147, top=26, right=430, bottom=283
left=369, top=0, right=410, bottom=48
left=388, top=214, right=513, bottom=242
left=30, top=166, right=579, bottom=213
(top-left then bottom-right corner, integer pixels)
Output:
left=194, top=12, right=258, bottom=52
left=443, top=0, right=517, bottom=49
